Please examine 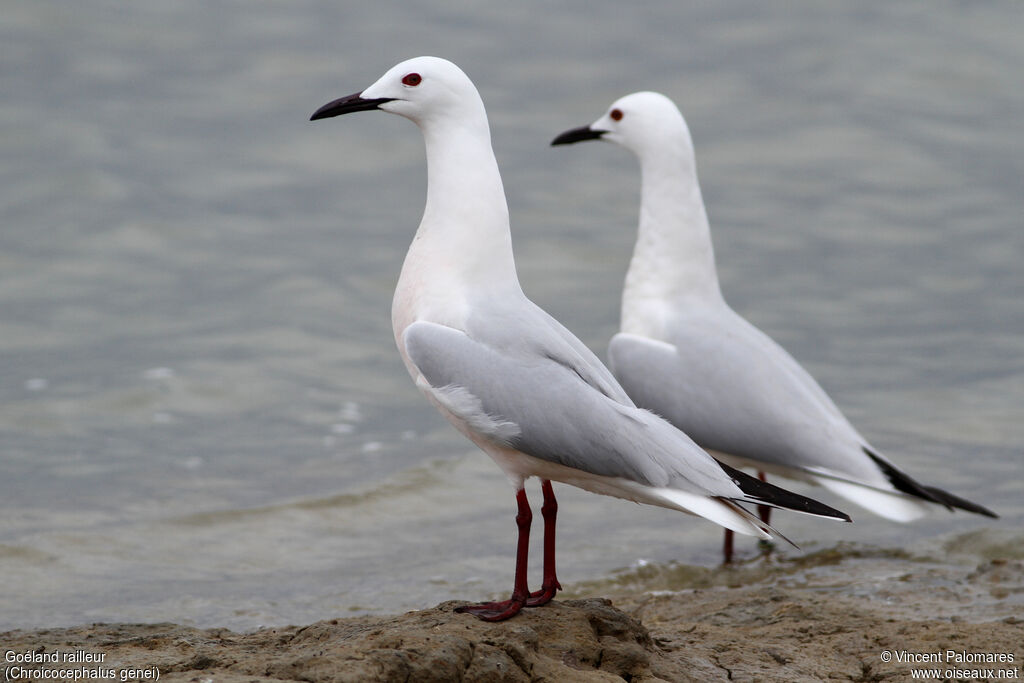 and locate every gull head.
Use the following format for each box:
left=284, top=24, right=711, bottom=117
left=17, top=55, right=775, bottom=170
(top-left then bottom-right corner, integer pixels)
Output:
left=551, top=91, right=693, bottom=157
left=310, top=56, right=485, bottom=130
